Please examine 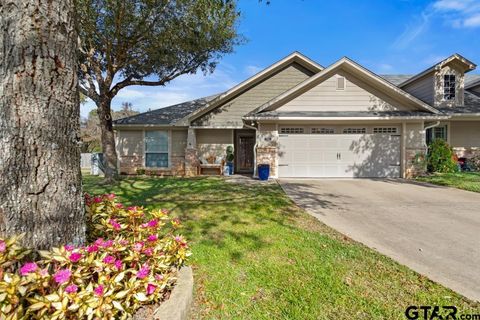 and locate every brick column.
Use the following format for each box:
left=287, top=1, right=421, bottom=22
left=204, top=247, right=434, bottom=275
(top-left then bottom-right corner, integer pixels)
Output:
left=184, top=148, right=198, bottom=177
left=256, top=147, right=277, bottom=178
